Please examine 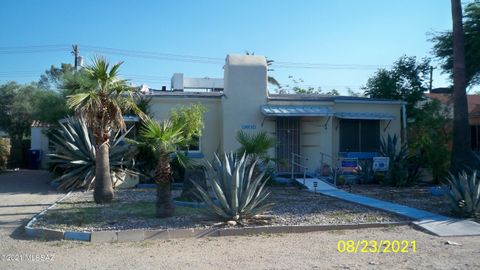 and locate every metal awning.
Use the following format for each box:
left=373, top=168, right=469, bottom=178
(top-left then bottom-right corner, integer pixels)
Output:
left=261, top=105, right=333, bottom=117
left=334, top=112, right=396, bottom=120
